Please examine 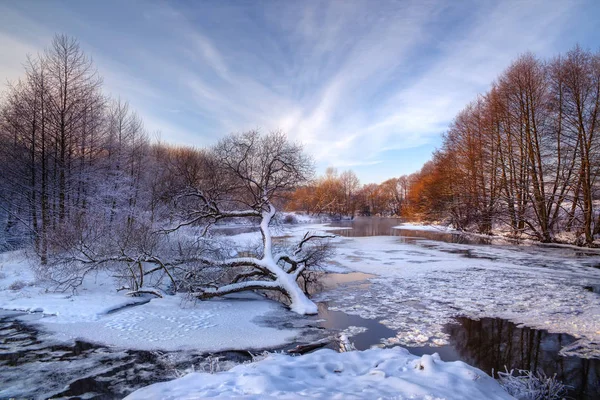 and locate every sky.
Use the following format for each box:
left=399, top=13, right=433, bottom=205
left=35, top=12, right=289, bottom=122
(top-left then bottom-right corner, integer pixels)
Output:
left=1, top=0, right=599, bottom=183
